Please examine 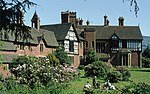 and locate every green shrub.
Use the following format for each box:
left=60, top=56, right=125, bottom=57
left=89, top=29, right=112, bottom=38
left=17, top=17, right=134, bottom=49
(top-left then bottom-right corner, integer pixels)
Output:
left=78, top=65, right=84, bottom=70
left=142, top=47, right=150, bottom=58
left=84, top=48, right=98, bottom=65
left=53, top=47, right=72, bottom=65
left=107, top=71, right=122, bottom=83
left=116, top=66, right=131, bottom=81
left=47, top=53, right=60, bottom=66
left=142, top=57, right=150, bottom=68
left=84, top=61, right=112, bottom=78
left=121, top=82, right=150, bottom=94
